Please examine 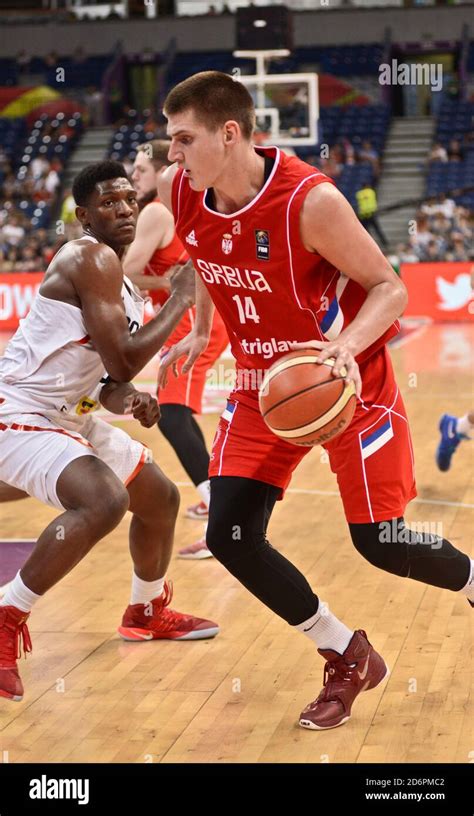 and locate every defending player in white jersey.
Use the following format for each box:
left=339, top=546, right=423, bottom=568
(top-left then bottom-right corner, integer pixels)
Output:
left=0, top=160, right=219, bottom=704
